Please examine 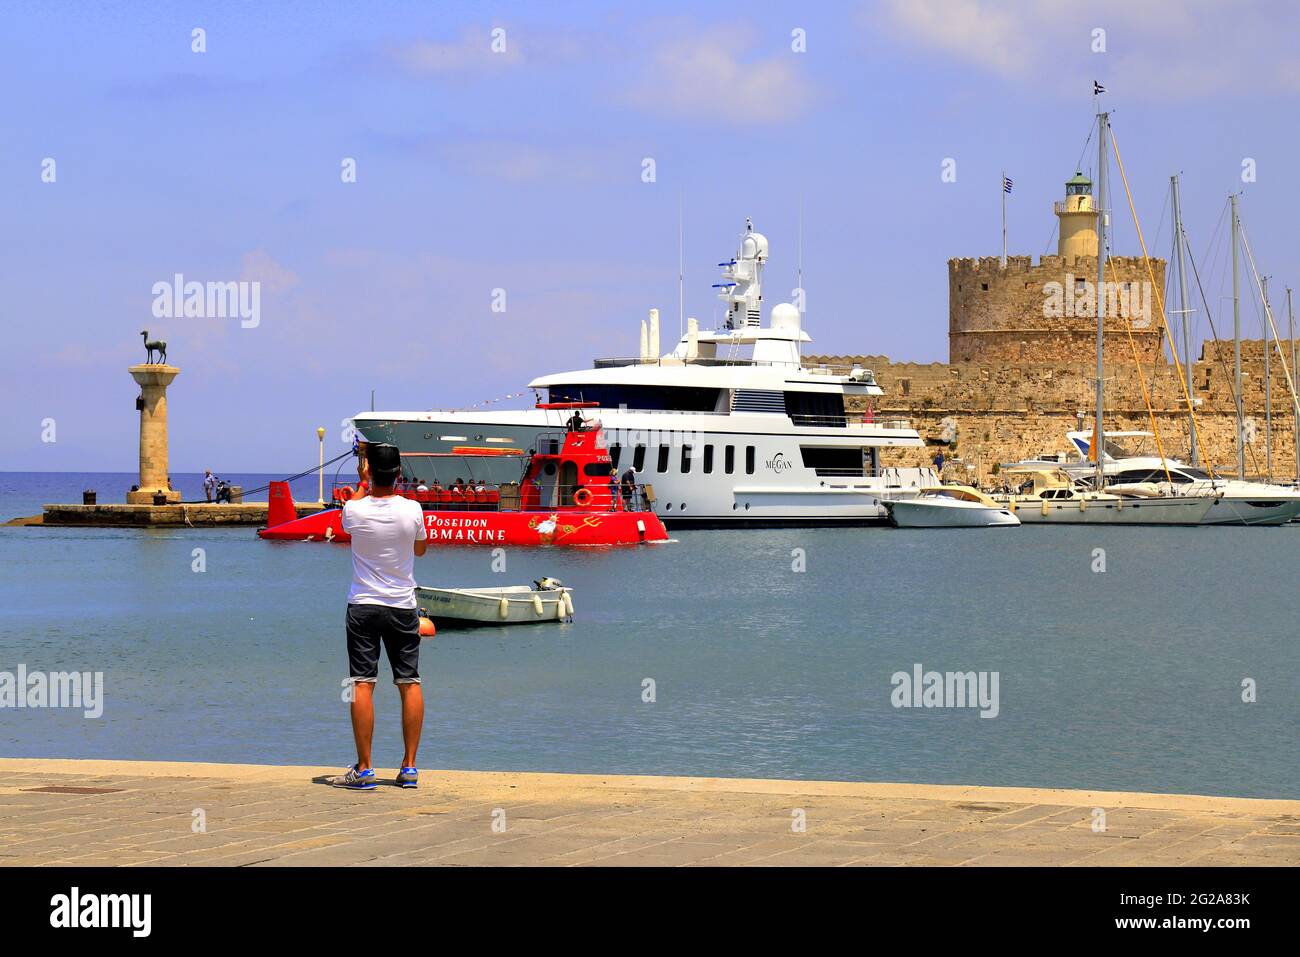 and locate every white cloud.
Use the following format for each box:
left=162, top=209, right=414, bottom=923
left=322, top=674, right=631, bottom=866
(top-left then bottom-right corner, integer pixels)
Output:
left=388, top=26, right=520, bottom=76
left=877, top=0, right=1300, bottom=98
left=625, top=34, right=815, bottom=124
left=881, top=0, right=1029, bottom=77
left=240, top=249, right=299, bottom=294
